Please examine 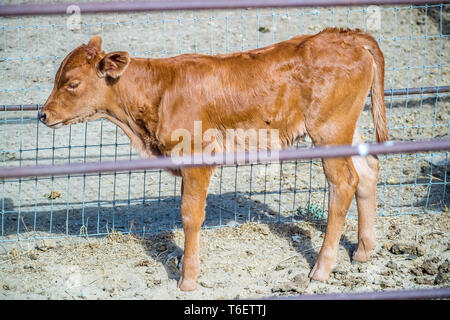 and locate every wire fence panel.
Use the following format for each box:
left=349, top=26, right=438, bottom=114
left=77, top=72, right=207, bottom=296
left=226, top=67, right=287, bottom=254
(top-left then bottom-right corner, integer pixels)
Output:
left=0, top=2, right=448, bottom=242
